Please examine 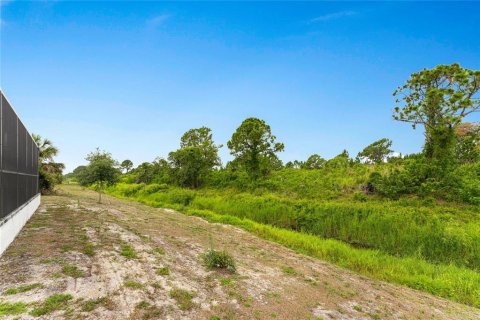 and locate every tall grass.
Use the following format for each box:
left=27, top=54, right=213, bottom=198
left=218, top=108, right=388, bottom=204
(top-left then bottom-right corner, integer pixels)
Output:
left=105, top=183, right=480, bottom=307
left=108, top=183, right=480, bottom=270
